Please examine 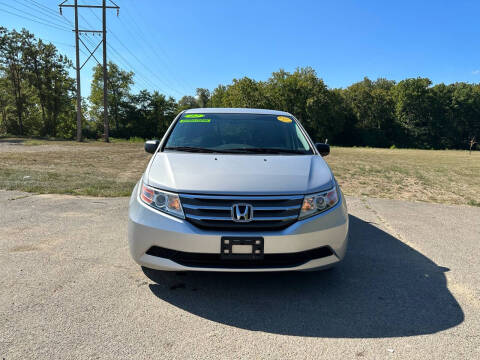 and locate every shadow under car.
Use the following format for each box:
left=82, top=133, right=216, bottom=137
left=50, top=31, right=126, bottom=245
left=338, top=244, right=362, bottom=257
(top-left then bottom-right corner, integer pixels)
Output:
left=143, top=215, right=463, bottom=338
